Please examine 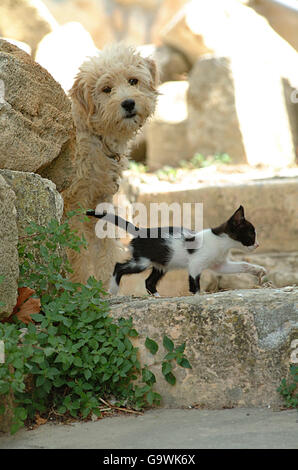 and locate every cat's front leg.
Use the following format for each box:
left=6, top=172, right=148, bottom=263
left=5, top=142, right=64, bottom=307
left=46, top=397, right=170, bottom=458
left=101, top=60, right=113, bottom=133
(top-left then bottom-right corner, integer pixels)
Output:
left=214, top=260, right=266, bottom=278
